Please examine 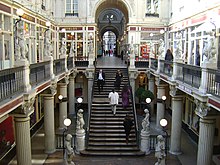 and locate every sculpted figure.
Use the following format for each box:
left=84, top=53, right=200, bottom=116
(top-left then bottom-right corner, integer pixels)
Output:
left=155, top=135, right=166, bottom=165
left=65, top=134, right=75, bottom=164
left=60, top=38, right=67, bottom=56
left=141, top=109, right=150, bottom=133
left=76, top=109, right=85, bottom=131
